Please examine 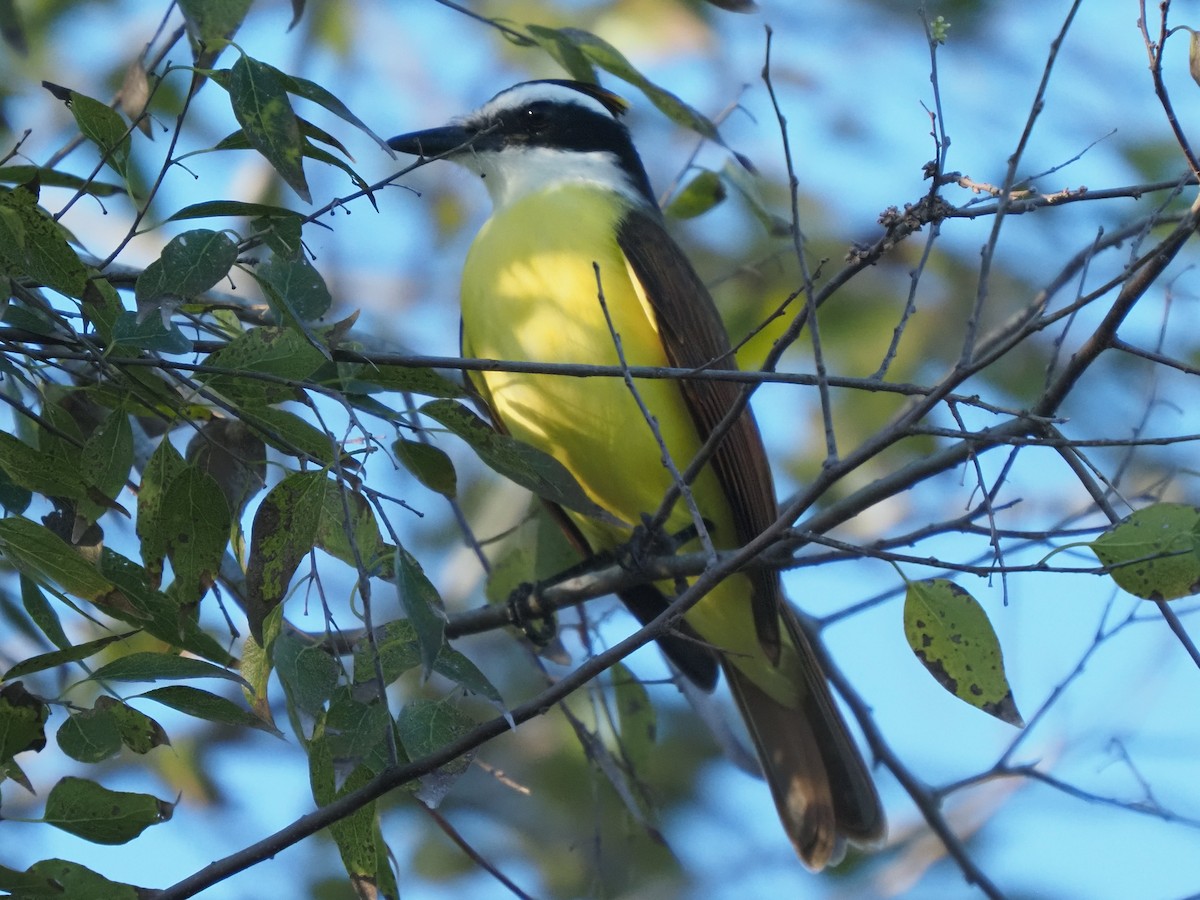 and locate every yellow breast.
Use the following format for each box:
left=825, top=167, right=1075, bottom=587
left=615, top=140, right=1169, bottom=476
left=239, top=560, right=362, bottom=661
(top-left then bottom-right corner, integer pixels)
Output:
left=460, top=184, right=797, bottom=702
